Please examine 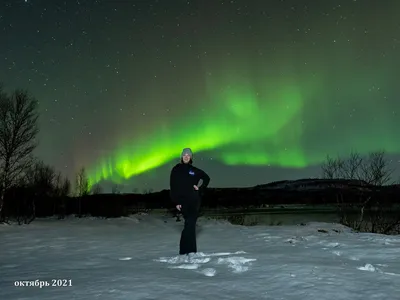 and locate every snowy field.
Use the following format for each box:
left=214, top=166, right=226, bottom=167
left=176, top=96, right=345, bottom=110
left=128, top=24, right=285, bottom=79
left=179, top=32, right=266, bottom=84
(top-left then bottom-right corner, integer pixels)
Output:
left=0, top=214, right=399, bottom=300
